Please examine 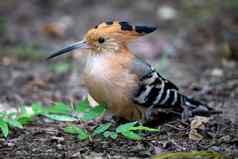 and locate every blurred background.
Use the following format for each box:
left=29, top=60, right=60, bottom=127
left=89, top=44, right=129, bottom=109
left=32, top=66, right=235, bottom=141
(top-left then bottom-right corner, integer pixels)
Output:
left=0, top=0, right=238, bottom=121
